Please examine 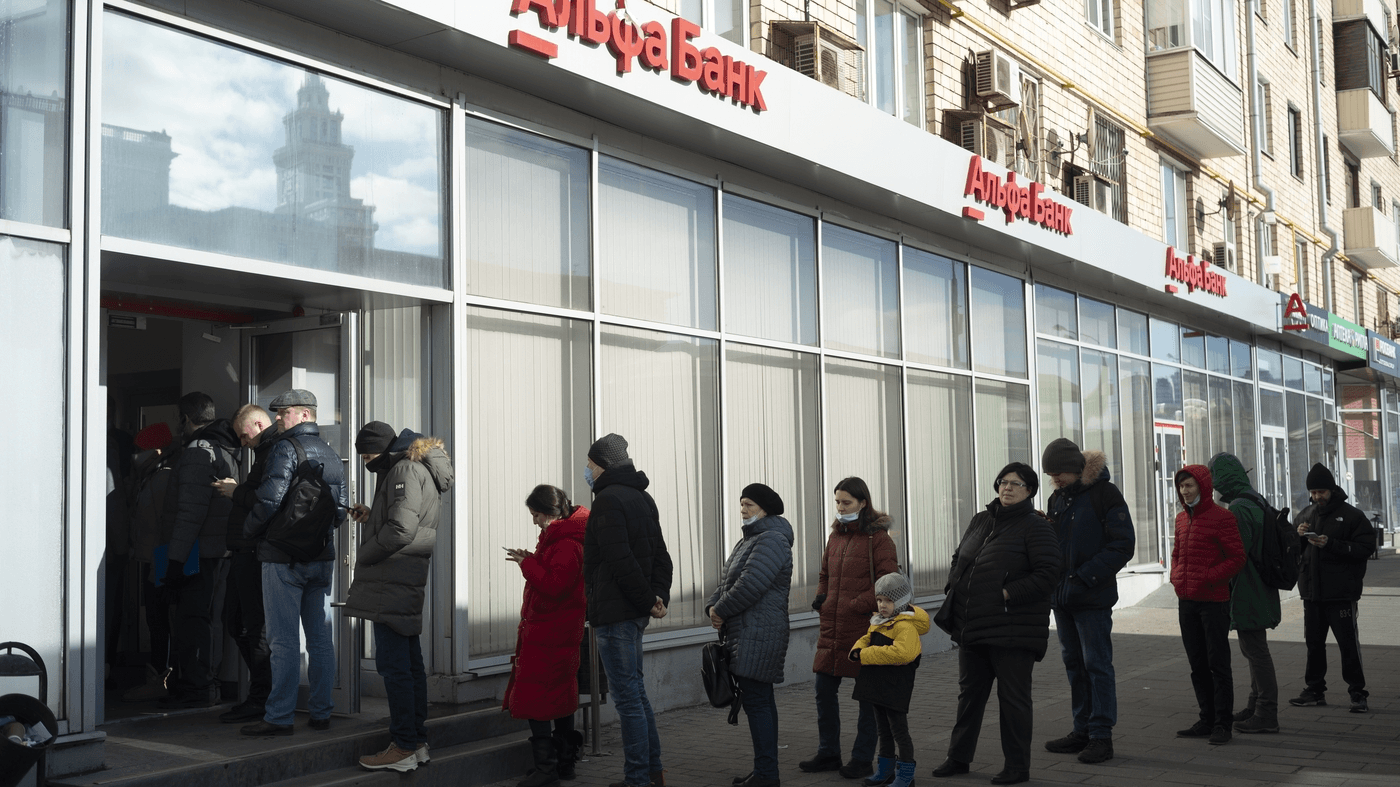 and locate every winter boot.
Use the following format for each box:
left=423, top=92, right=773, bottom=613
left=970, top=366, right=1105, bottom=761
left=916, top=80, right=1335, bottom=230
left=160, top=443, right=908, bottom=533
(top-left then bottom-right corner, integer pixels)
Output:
left=864, top=757, right=896, bottom=787
left=1231, top=702, right=1255, bottom=723
left=518, top=737, right=560, bottom=787
left=121, top=666, right=172, bottom=702
left=554, top=730, right=583, bottom=780
left=890, top=760, right=916, bottom=787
